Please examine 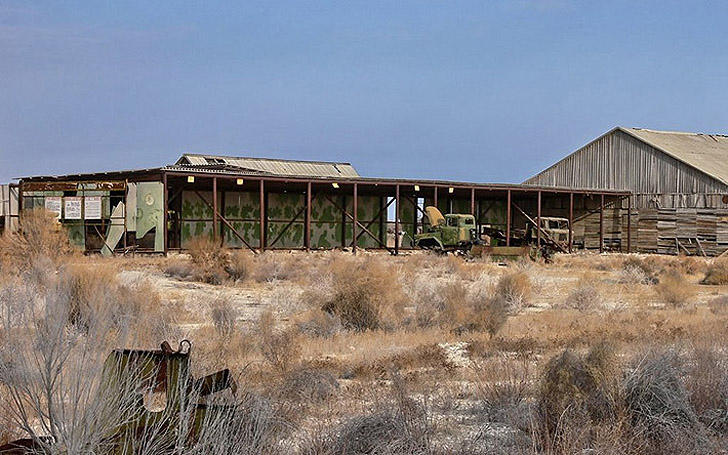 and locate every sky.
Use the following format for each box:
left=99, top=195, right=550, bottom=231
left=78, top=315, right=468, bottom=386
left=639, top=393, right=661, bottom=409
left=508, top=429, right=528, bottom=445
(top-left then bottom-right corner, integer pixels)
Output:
left=2, top=1, right=728, bottom=184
